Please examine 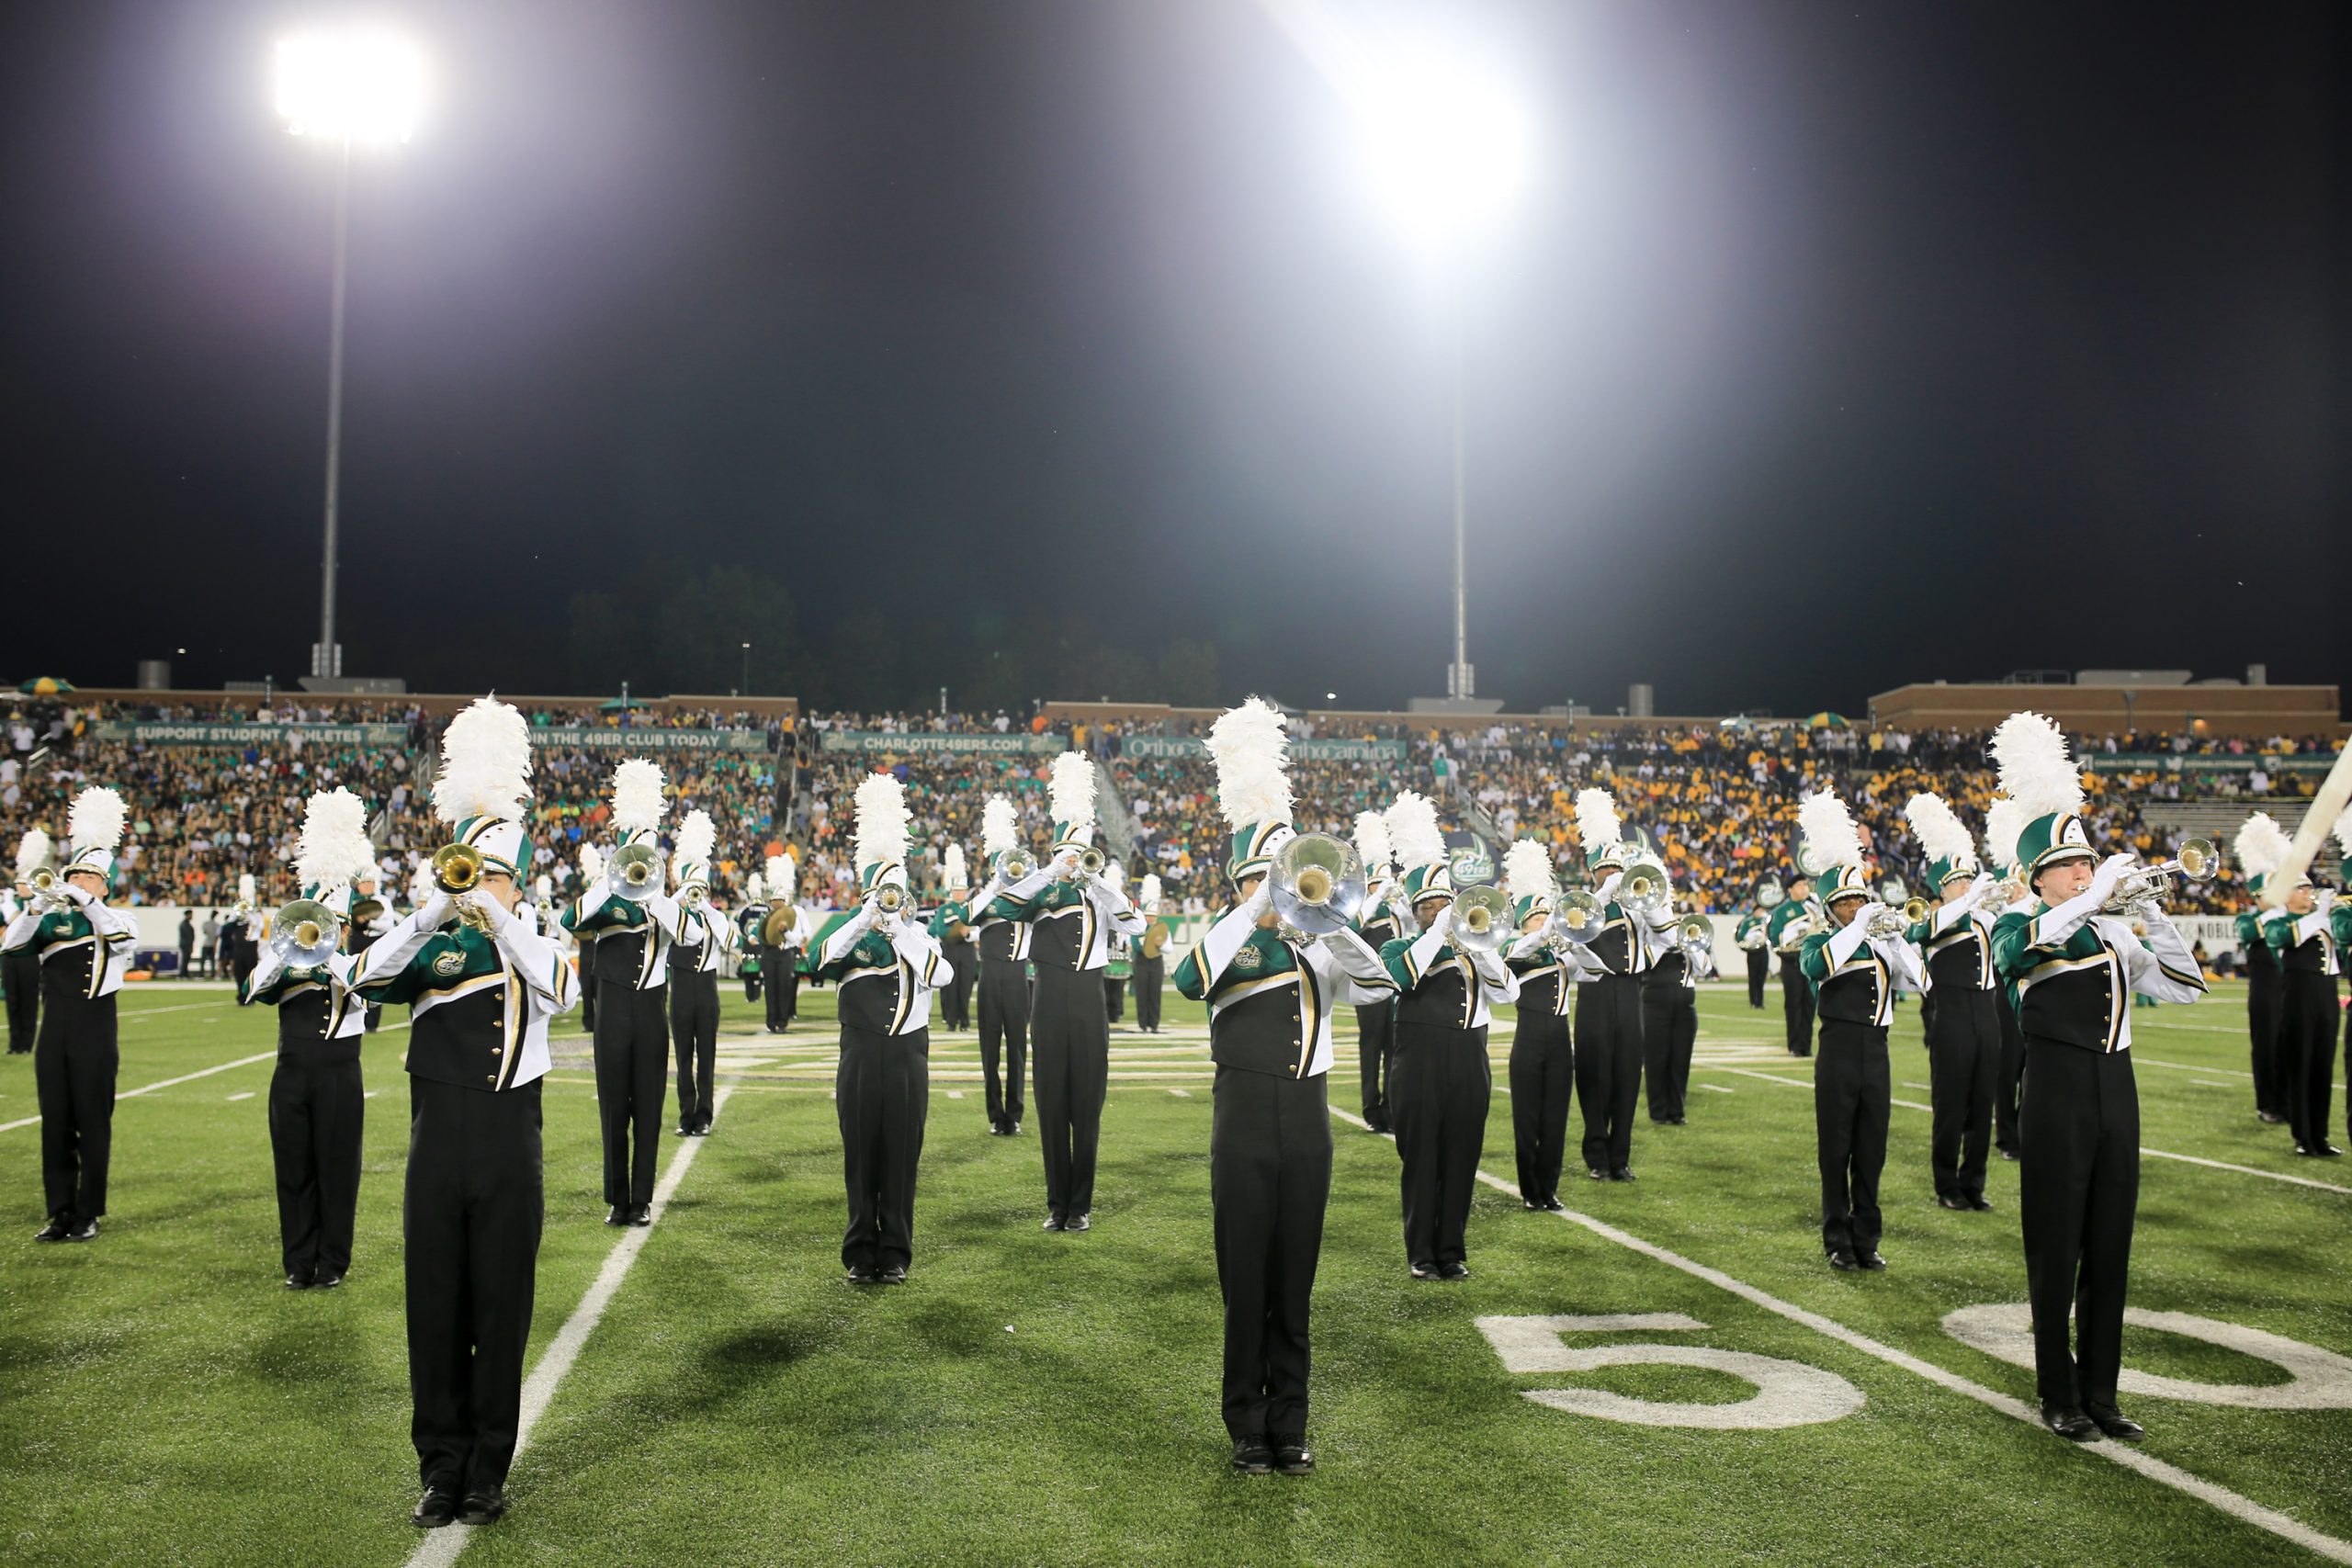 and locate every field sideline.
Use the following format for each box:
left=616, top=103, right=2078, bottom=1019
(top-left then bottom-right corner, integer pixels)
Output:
left=3, top=980, right=2349, bottom=1567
